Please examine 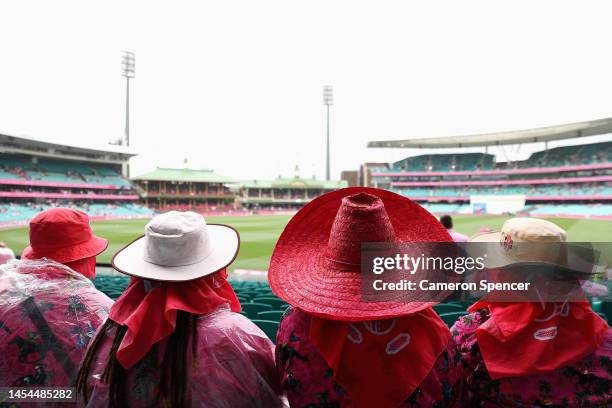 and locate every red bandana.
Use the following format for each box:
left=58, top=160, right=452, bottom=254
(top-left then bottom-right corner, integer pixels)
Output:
left=309, top=307, right=450, bottom=408
left=469, top=300, right=608, bottom=379
left=109, top=269, right=241, bottom=369
left=64, top=256, right=97, bottom=279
